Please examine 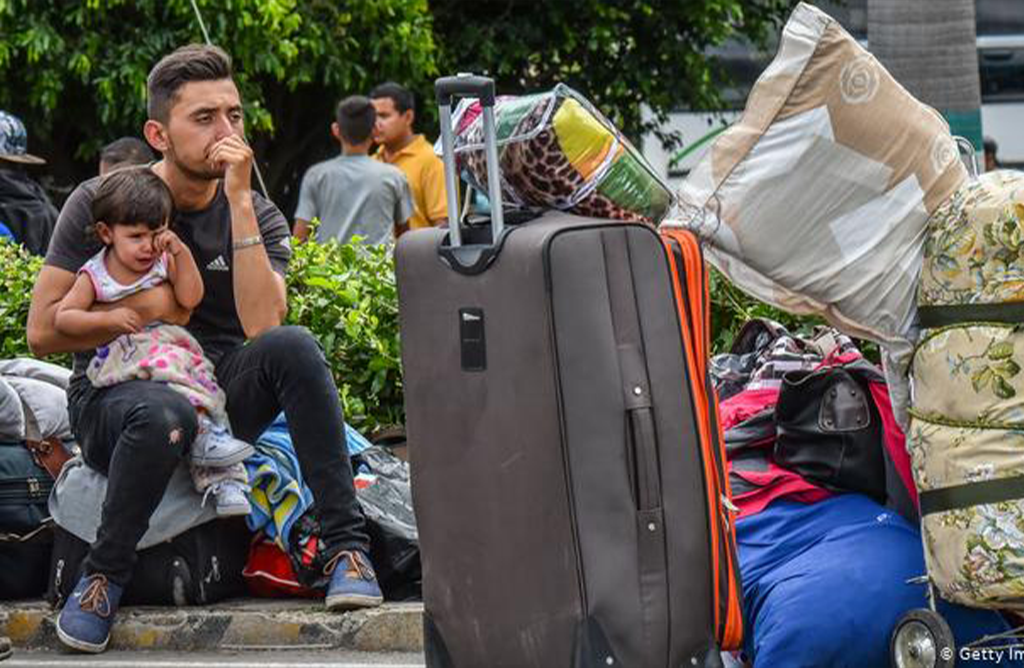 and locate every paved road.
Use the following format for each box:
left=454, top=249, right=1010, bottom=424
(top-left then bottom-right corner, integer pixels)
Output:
left=3, top=650, right=425, bottom=667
